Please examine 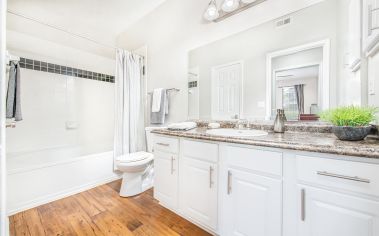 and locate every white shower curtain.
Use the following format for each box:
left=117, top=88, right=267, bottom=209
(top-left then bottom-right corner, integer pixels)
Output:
left=114, top=49, right=145, bottom=159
